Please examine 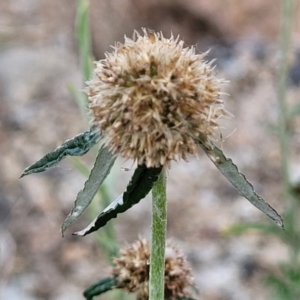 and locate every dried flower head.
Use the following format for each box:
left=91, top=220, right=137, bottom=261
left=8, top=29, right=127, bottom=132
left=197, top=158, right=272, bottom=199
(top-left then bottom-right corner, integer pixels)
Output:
left=87, top=29, right=230, bottom=167
left=112, top=238, right=194, bottom=300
